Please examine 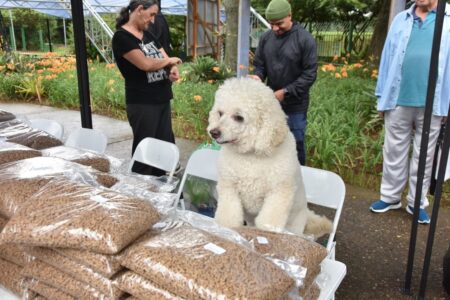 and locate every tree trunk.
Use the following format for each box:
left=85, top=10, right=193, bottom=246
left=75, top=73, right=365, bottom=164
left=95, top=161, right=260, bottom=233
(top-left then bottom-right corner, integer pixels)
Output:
left=223, top=0, right=239, bottom=69
left=367, top=0, right=391, bottom=60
